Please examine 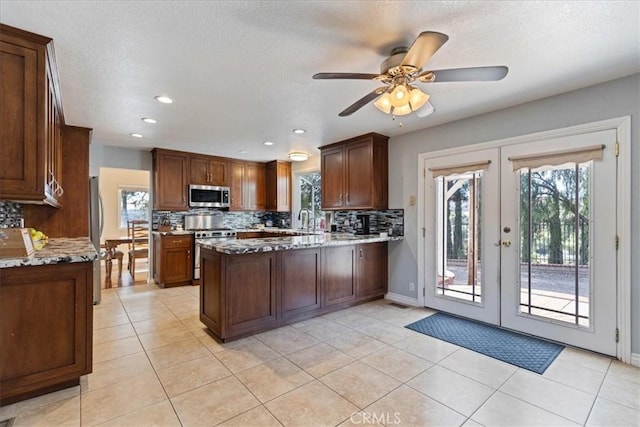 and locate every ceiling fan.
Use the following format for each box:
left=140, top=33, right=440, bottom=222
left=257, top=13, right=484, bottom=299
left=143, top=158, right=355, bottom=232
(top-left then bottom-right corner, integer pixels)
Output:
left=313, top=31, right=508, bottom=117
